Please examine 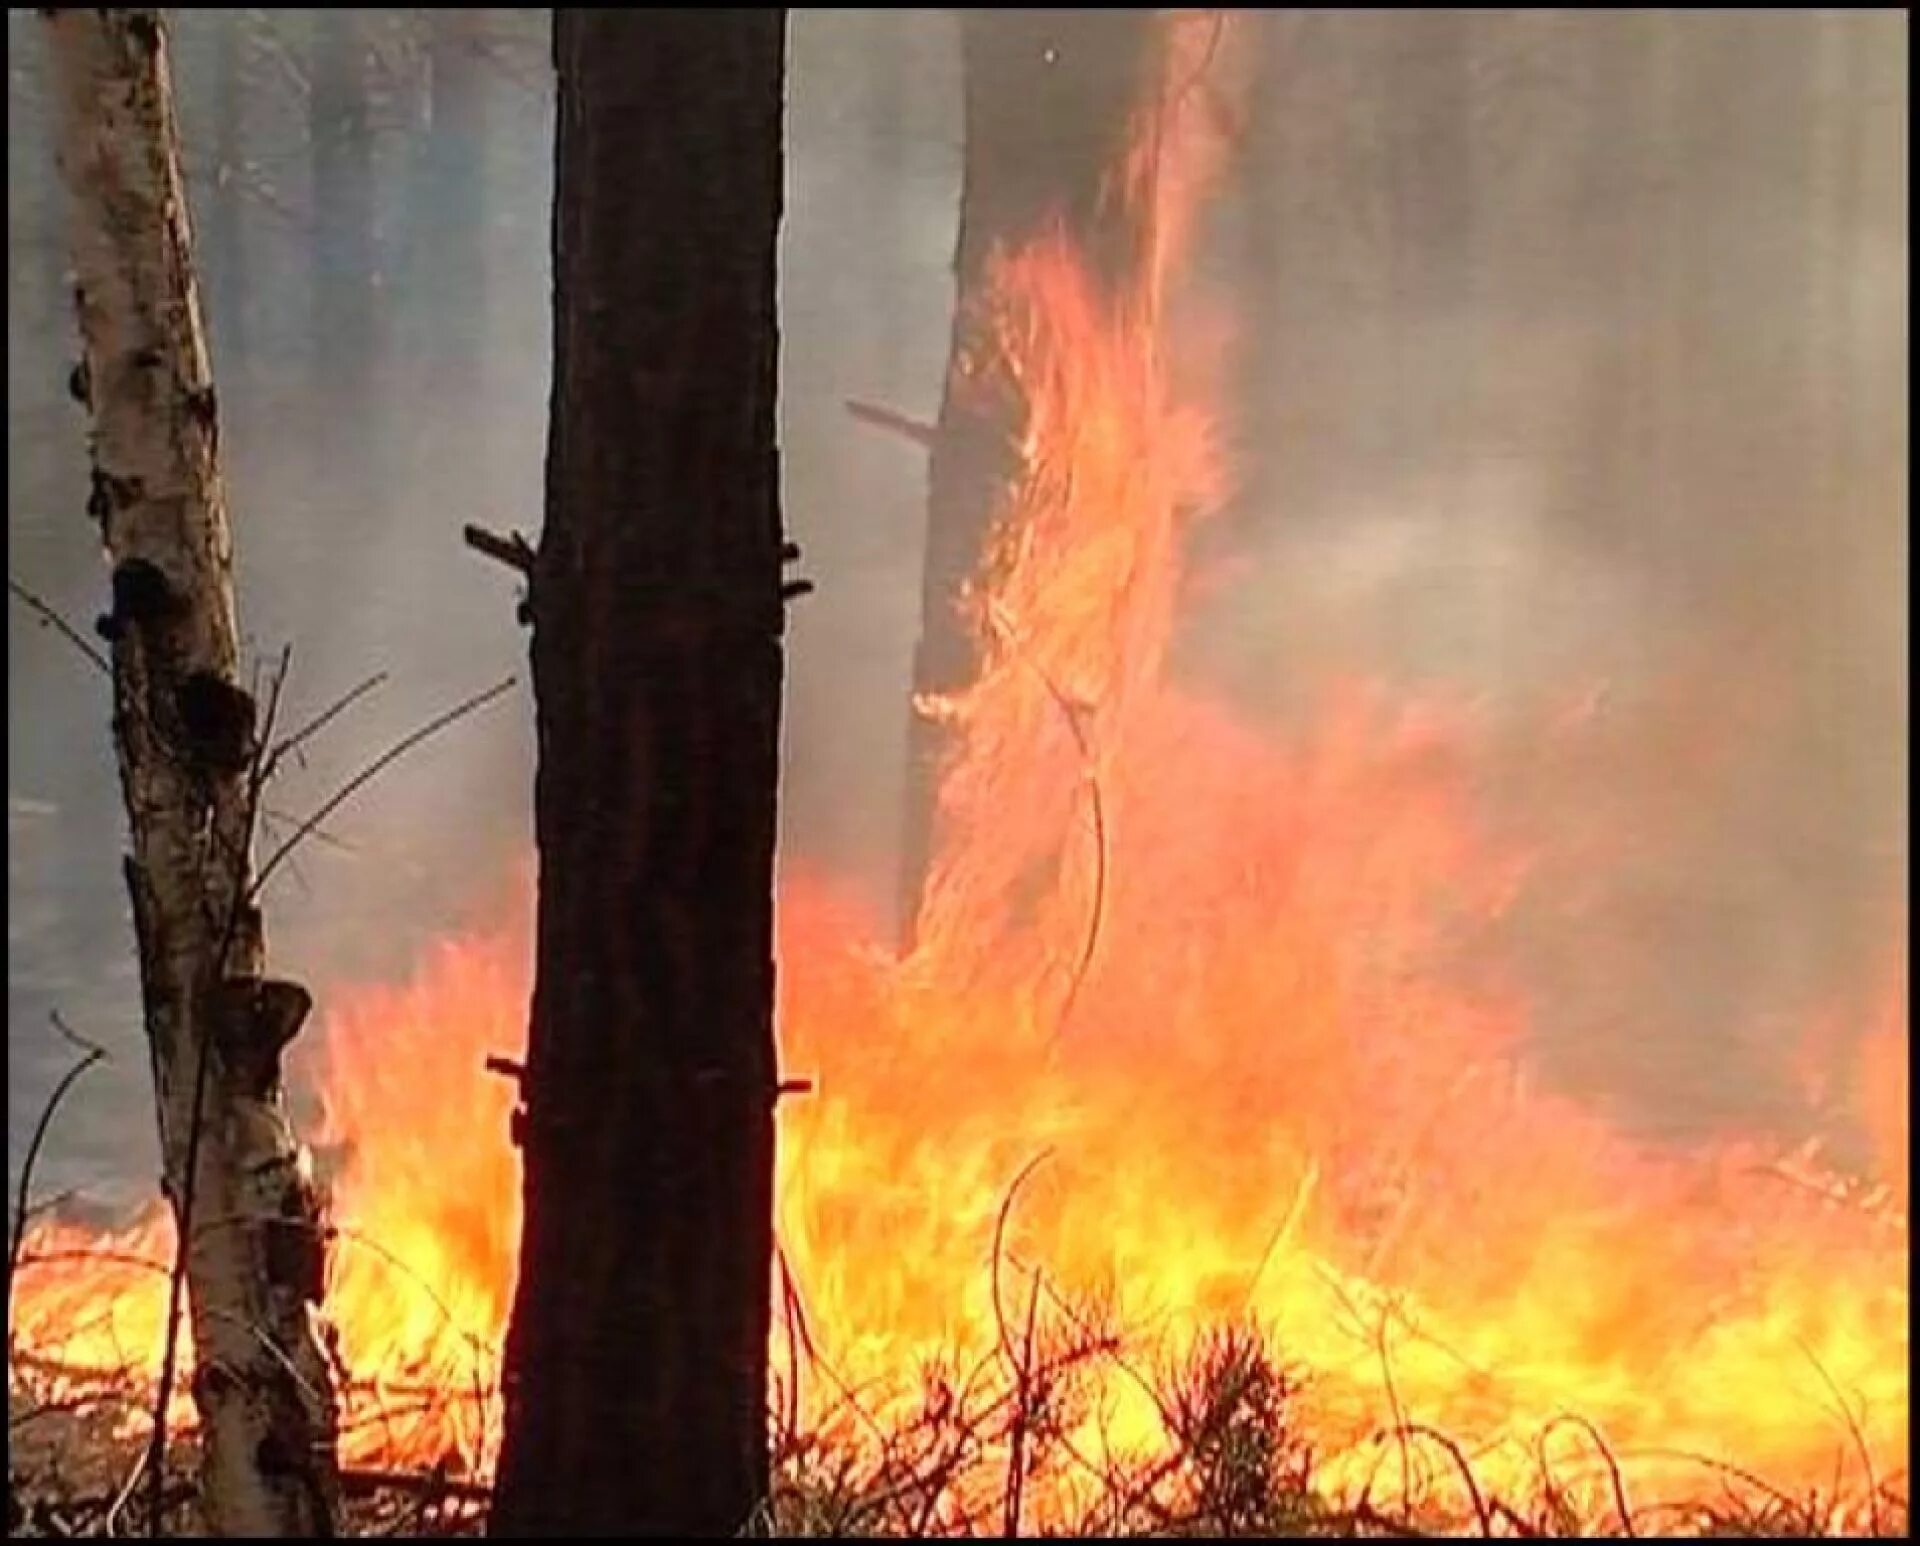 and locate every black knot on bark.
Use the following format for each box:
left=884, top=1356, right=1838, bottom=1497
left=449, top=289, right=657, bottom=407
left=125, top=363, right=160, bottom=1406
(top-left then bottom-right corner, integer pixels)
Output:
left=264, top=1172, right=329, bottom=1304
left=176, top=671, right=257, bottom=772
left=85, top=468, right=142, bottom=528
left=108, top=553, right=179, bottom=622
left=125, top=12, right=162, bottom=52
left=192, top=1362, right=239, bottom=1408
left=255, top=1432, right=297, bottom=1480
left=209, top=976, right=312, bottom=1098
